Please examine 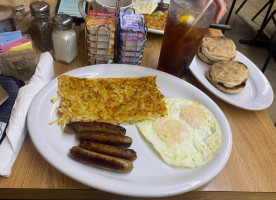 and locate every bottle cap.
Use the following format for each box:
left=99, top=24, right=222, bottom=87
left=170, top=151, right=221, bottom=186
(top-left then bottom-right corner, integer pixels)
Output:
left=52, top=14, right=73, bottom=31
left=30, top=1, right=50, bottom=18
